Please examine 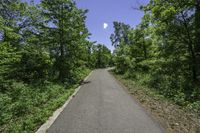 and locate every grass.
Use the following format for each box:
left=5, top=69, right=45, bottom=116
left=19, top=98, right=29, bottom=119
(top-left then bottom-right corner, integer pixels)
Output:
left=0, top=68, right=91, bottom=133
left=111, top=71, right=166, bottom=101
left=113, top=70, right=200, bottom=112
